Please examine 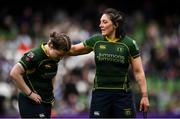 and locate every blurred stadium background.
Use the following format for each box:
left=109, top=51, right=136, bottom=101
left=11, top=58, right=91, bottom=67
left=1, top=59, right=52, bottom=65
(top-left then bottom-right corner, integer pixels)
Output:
left=0, top=0, right=179, bottom=118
